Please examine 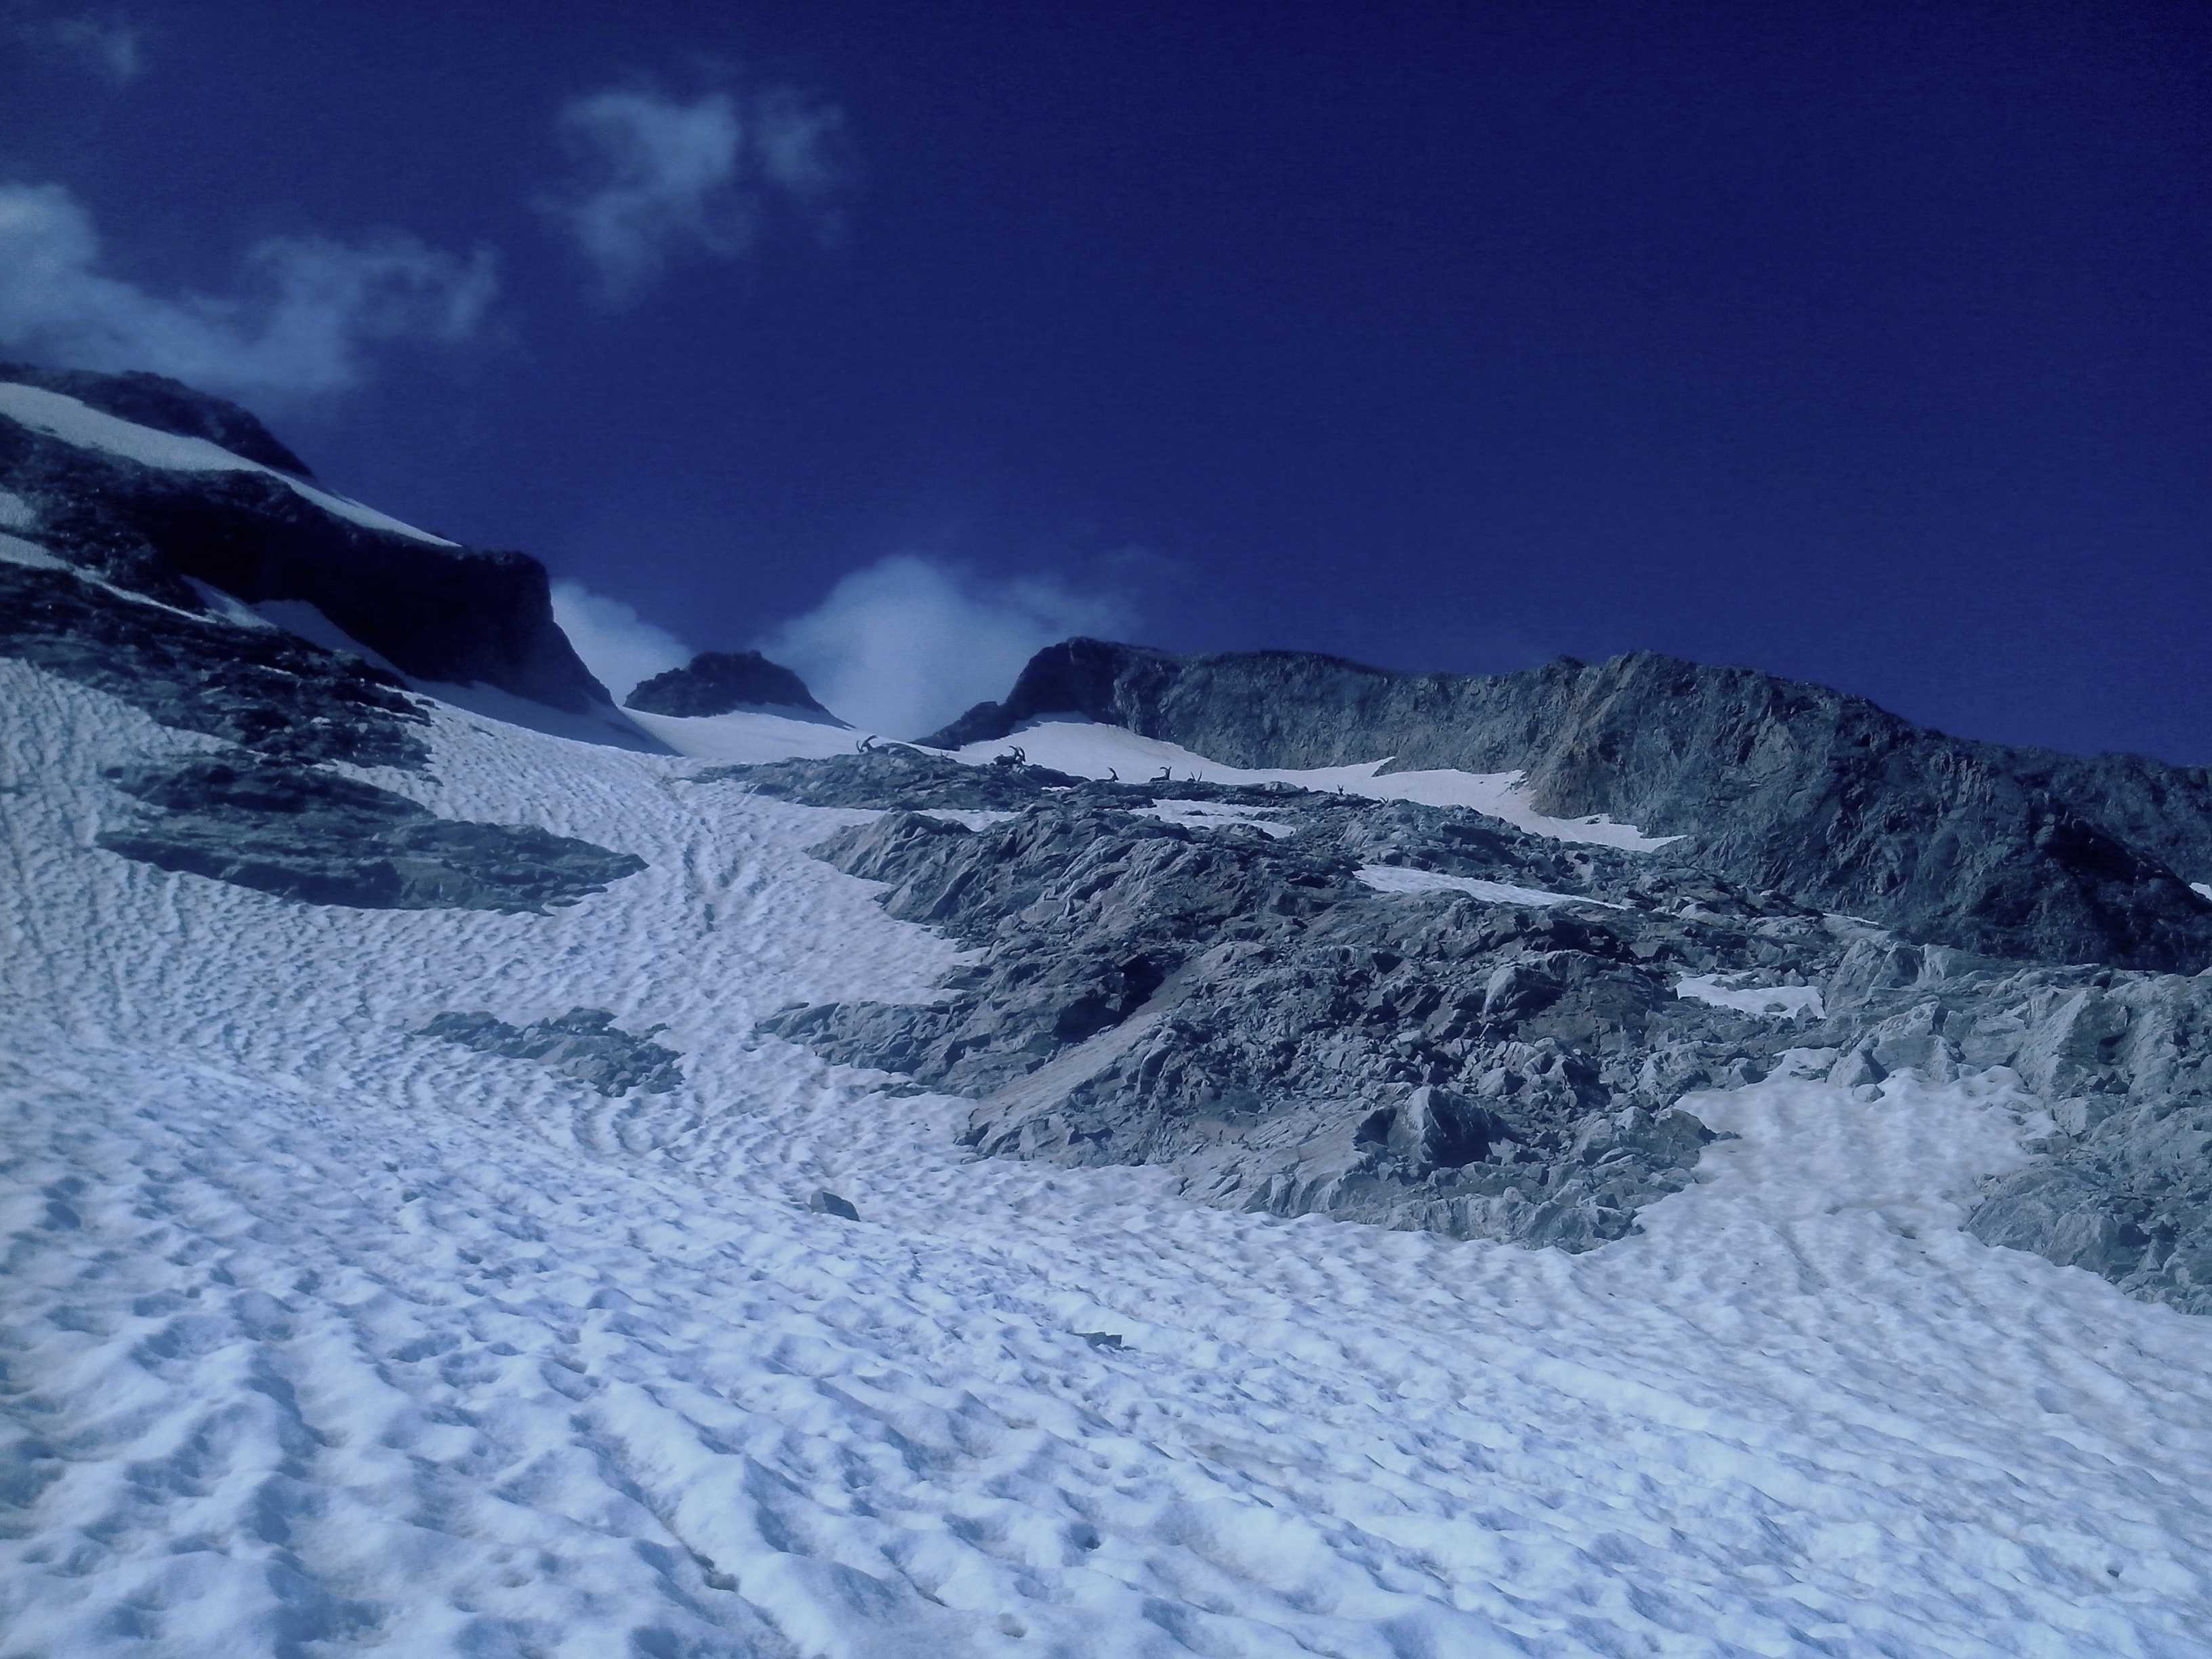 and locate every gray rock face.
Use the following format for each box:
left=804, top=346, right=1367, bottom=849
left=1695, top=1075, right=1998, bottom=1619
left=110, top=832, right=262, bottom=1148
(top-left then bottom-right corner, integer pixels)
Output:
left=98, top=753, right=644, bottom=913
left=739, top=750, right=2212, bottom=1310
left=626, top=651, right=841, bottom=722
left=744, top=754, right=1849, bottom=1252
left=1, top=367, right=619, bottom=717
left=417, top=1008, right=682, bottom=1095
left=925, top=640, right=2212, bottom=973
